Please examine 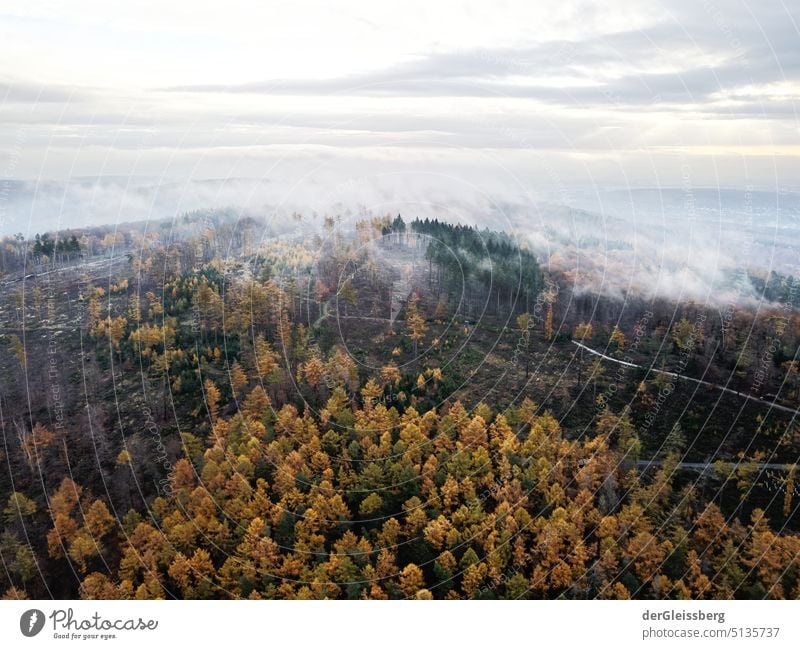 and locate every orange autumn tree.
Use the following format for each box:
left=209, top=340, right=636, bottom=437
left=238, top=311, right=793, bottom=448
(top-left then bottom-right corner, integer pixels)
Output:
left=405, top=292, right=428, bottom=358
